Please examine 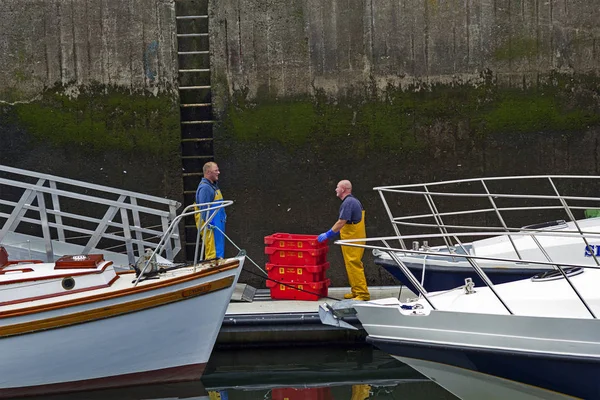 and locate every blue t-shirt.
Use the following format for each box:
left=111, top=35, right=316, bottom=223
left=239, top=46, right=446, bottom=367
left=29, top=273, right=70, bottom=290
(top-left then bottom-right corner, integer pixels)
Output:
left=195, top=178, right=226, bottom=222
left=339, top=195, right=363, bottom=223
left=195, top=177, right=218, bottom=205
